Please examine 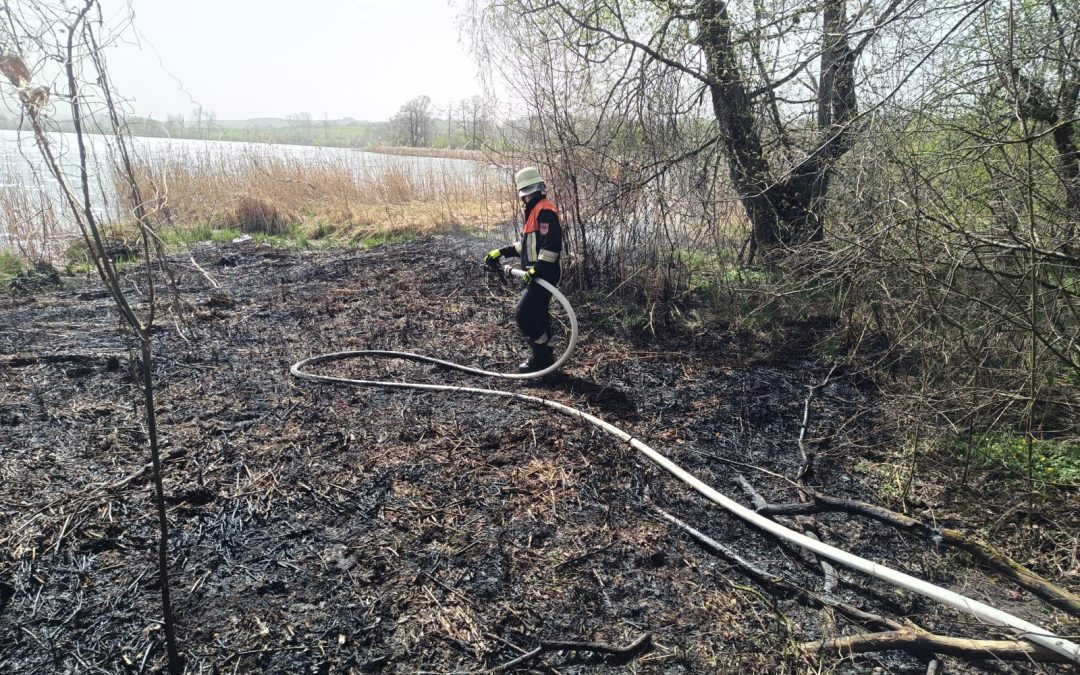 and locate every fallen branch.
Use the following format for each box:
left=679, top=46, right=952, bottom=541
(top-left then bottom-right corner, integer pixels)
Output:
left=187, top=253, right=220, bottom=289
left=735, top=475, right=839, bottom=594
left=655, top=506, right=902, bottom=631
left=540, top=633, right=652, bottom=656
left=555, top=541, right=617, bottom=570
left=482, top=633, right=558, bottom=675
left=751, top=492, right=1080, bottom=618
left=804, top=629, right=1071, bottom=663
left=490, top=646, right=542, bottom=672
left=658, top=506, right=1070, bottom=666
